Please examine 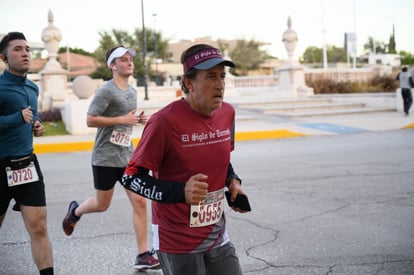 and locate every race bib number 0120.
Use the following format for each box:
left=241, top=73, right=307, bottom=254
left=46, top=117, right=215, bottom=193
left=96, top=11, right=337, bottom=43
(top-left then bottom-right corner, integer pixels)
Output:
left=6, top=162, right=39, bottom=187
left=189, top=188, right=225, bottom=227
